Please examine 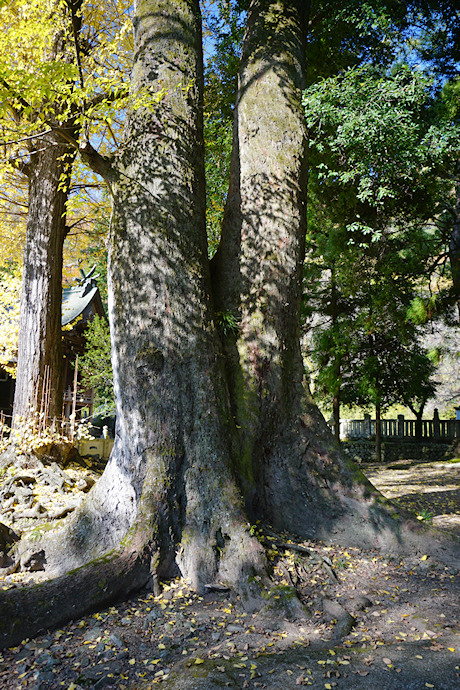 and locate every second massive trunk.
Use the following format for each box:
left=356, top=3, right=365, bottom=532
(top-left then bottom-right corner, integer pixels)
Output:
left=213, top=0, right=395, bottom=543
